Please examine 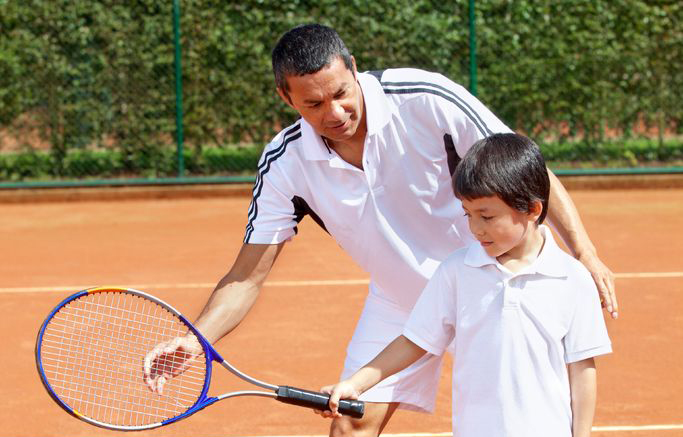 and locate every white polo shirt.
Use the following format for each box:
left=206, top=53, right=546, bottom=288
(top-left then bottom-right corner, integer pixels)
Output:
left=403, top=226, right=612, bottom=437
left=244, top=68, right=510, bottom=311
